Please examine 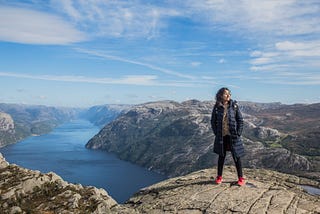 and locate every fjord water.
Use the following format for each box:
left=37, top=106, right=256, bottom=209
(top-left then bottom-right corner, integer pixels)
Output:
left=0, top=119, right=166, bottom=203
